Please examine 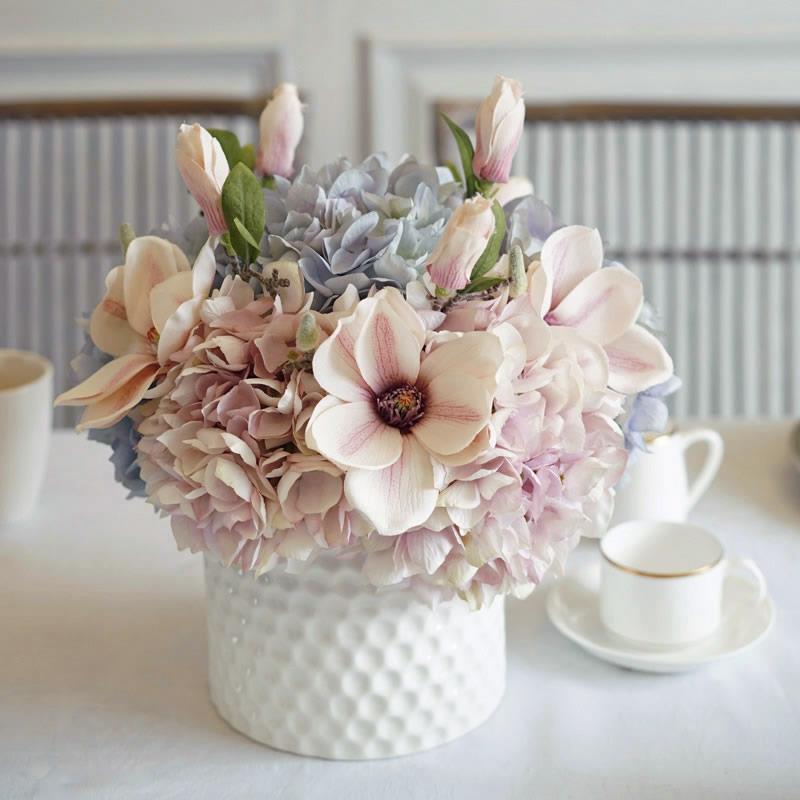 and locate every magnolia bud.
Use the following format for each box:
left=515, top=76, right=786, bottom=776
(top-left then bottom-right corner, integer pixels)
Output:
left=472, top=76, right=525, bottom=184
left=256, top=83, right=304, bottom=179
left=175, top=124, right=230, bottom=236
left=426, top=196, right=495, bottom=291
